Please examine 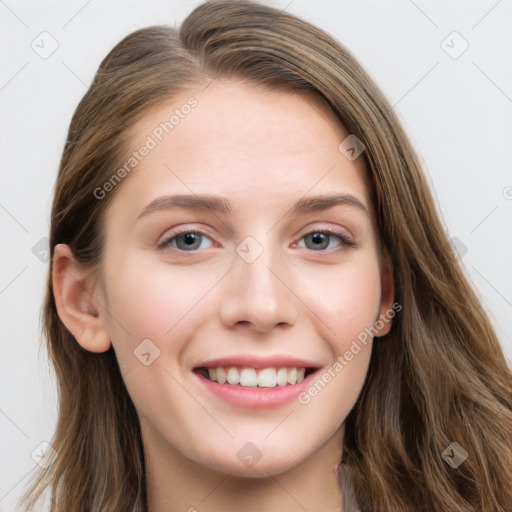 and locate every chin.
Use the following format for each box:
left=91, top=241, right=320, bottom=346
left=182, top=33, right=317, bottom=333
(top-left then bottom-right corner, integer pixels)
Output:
left=193, top=438, right=311, bottom=479
left=212, top=456, right=302, bottom=479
